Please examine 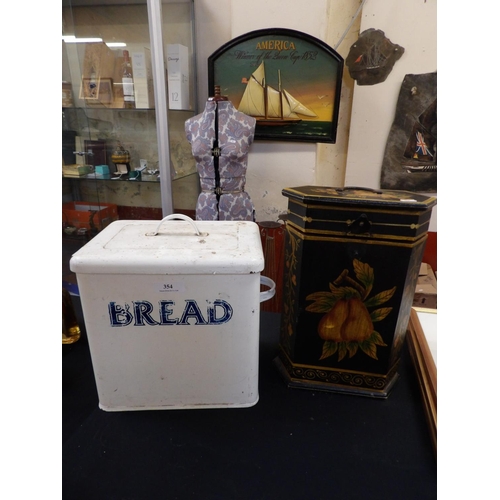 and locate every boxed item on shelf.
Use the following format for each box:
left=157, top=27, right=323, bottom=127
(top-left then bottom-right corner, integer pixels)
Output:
left=130, top=46, right=155, bottom=109
left=95, top=165, right=110, bottom=175
left=412, top=263, right=437, bottom=309
left=63, top=201, right=118, bottom=231
left=78, top=43, right=117, bottom=107
left=166, top=44, right=189, bottom=110
left=63, top=164, right=91, bottom=177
